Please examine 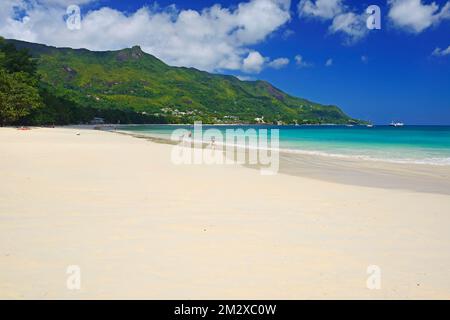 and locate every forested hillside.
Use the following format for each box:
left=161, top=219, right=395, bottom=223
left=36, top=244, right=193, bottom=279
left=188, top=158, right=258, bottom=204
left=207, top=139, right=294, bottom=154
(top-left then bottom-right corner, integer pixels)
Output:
left=1, top=38, right=361, bottom=125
